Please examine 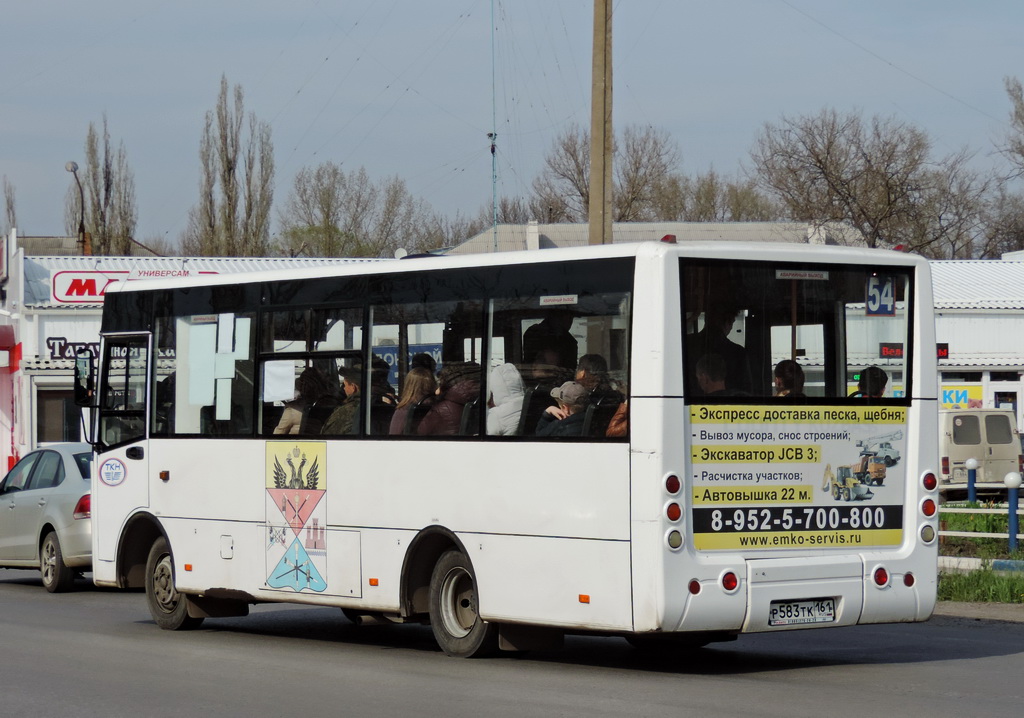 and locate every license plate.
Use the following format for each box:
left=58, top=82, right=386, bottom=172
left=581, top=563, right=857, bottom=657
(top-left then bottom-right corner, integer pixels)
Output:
left=768, top=598, right=836, bottom=626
